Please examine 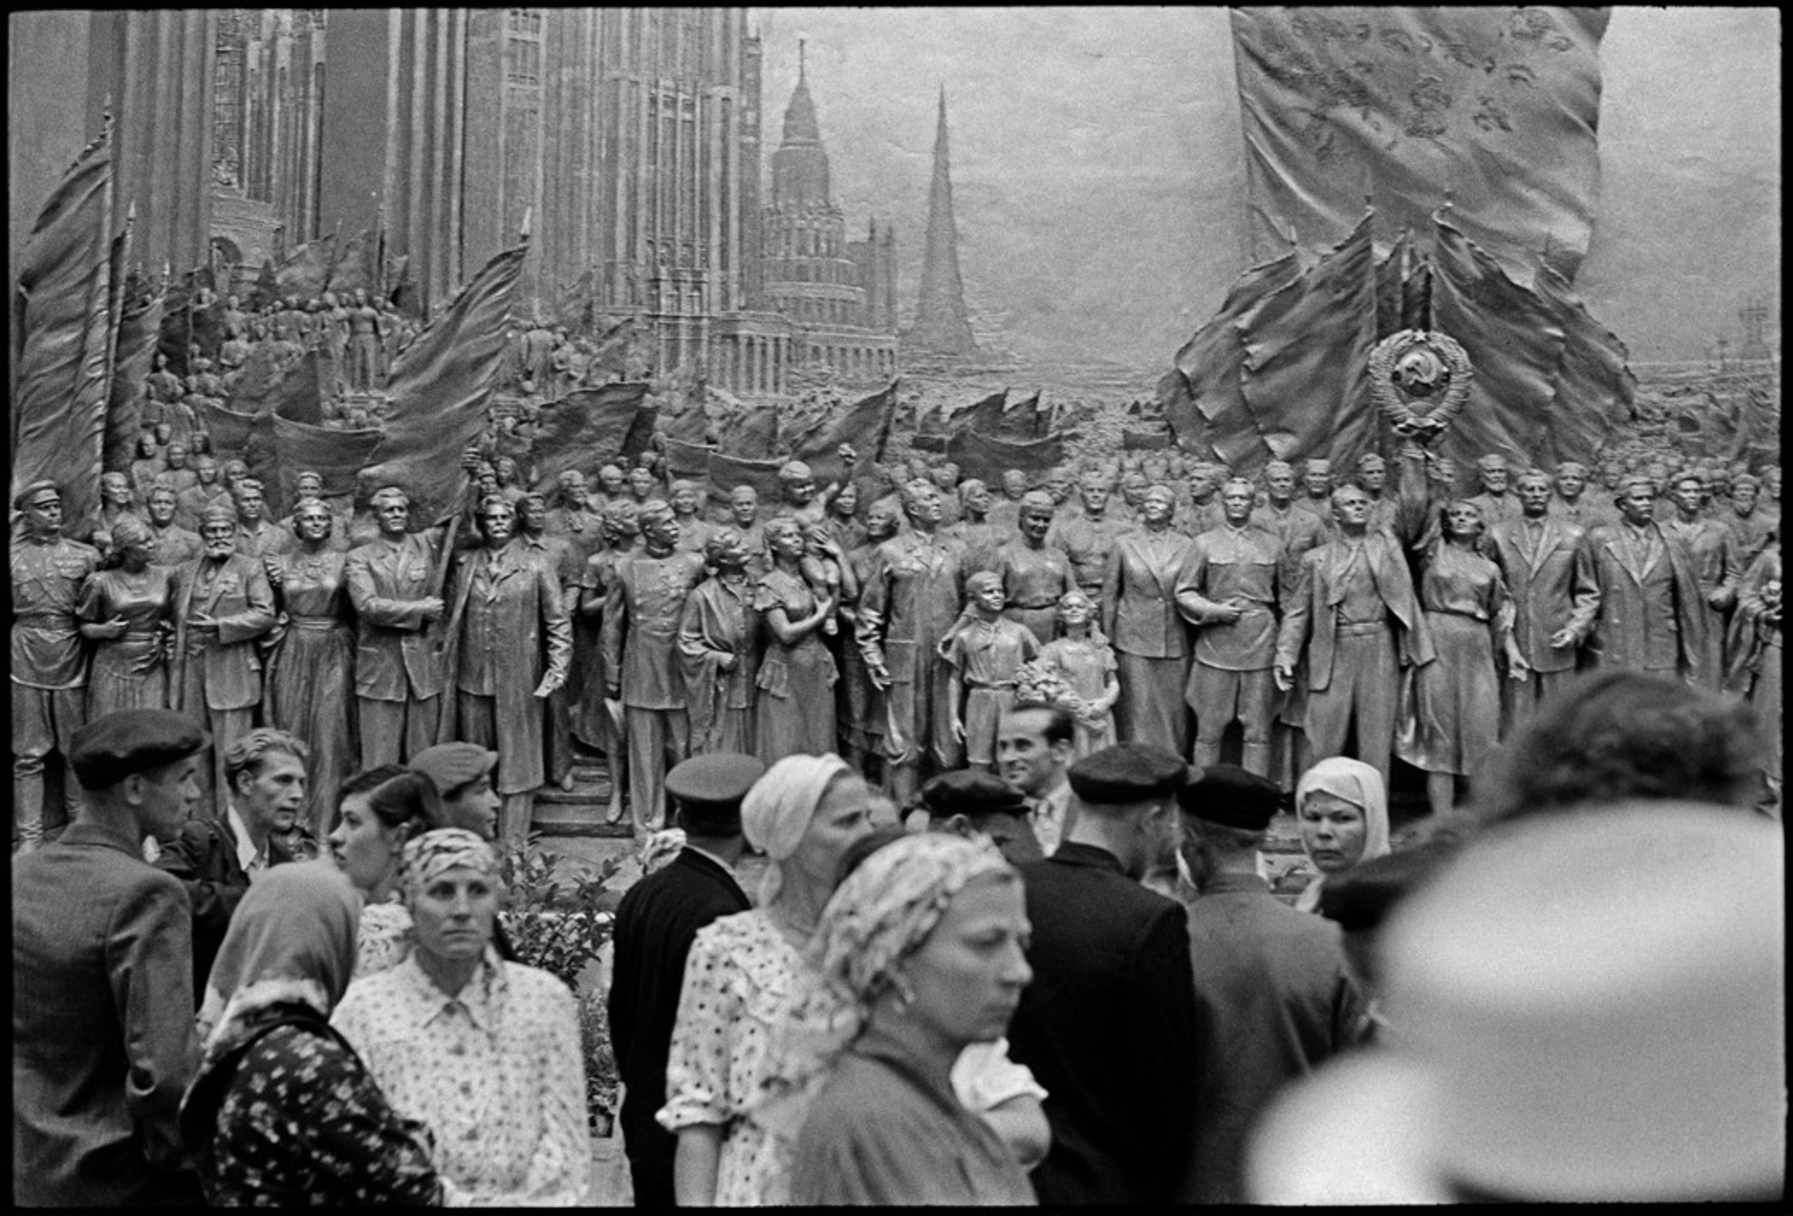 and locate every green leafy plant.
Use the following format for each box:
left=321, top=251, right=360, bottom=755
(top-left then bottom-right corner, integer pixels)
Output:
left=496, top=837, right=626, bottom=1127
